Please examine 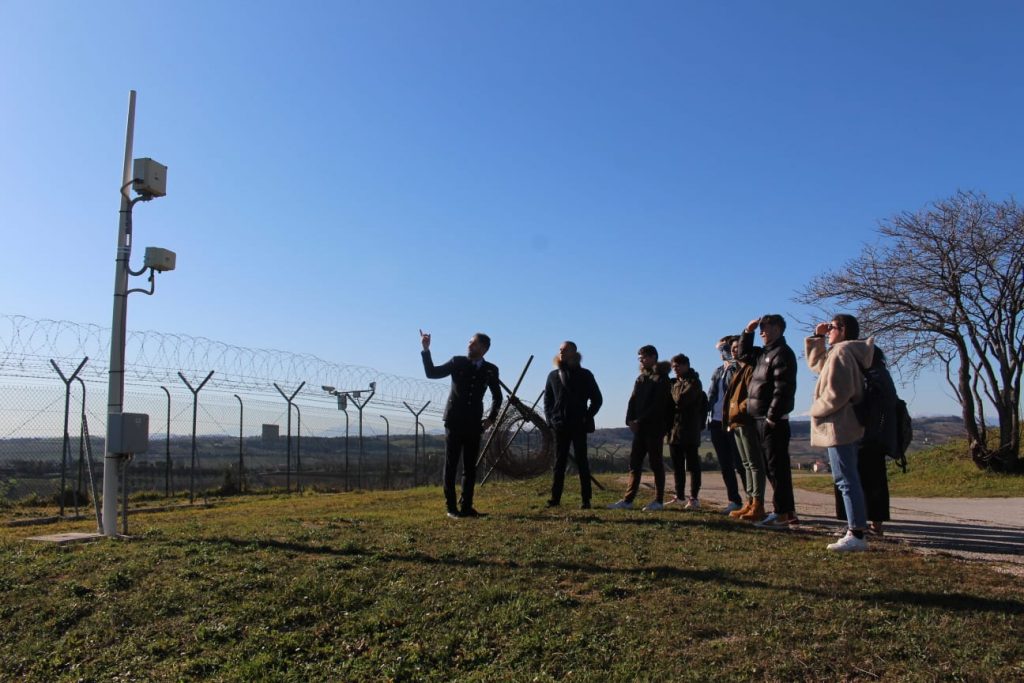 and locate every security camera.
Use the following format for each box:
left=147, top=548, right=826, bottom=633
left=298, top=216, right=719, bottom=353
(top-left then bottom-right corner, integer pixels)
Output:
left=369, top=381, right=377, bottom=391
left=322, top=385, right=336, bottom=393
